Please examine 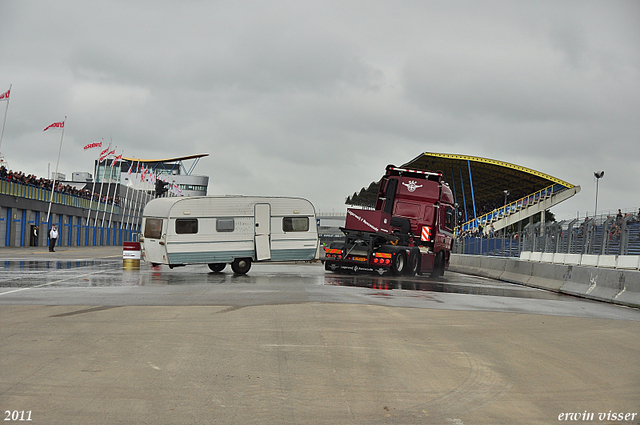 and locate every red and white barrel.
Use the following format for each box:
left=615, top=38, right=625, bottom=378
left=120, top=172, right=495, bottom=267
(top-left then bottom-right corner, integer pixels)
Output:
left=123, top=242, right=141, bottom=270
